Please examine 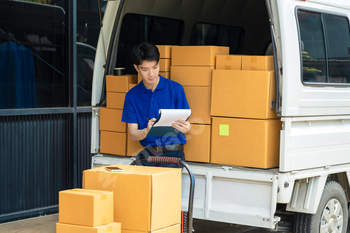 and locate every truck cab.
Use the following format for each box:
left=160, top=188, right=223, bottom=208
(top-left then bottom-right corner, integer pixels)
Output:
left=91, top=0, right=350, bottom=232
